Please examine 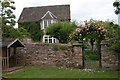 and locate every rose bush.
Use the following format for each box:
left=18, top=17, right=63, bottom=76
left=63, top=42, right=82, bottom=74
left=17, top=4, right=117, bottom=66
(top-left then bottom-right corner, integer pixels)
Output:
left=69, top=20, right=108, bottom=68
